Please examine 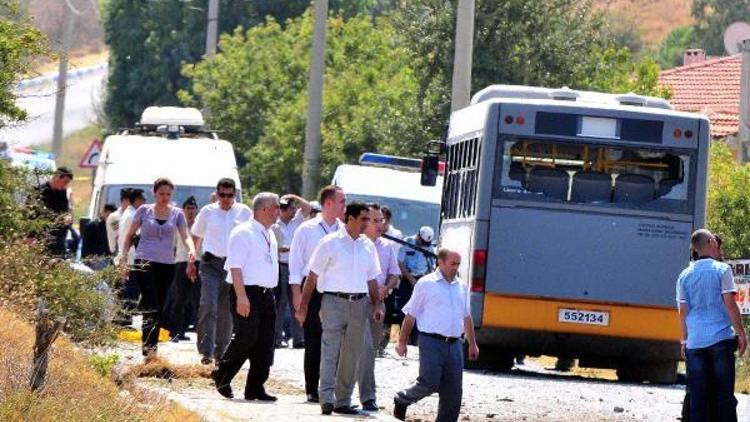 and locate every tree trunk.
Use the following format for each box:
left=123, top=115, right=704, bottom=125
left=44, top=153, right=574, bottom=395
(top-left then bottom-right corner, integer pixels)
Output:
left=30, top=300, right=65, bottom=392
